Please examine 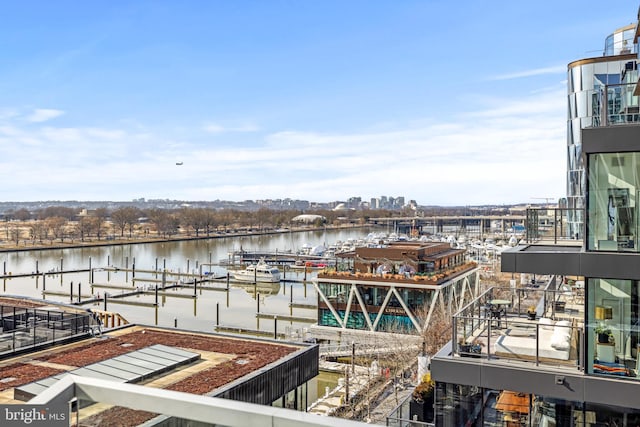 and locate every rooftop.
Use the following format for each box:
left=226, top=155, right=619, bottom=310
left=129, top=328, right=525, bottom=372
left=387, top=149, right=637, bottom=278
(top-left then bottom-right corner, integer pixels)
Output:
left=0, top=324, right=318, bottom=426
